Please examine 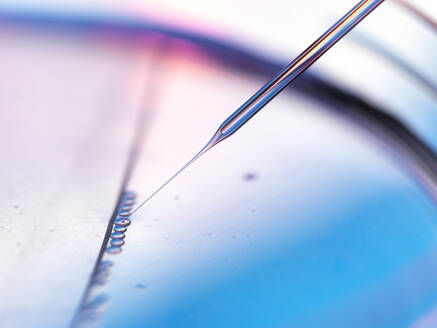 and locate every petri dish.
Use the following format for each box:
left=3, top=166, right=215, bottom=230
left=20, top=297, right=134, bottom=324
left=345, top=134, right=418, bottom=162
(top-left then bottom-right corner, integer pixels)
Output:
left=0, top=1, right=436, bottom=327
